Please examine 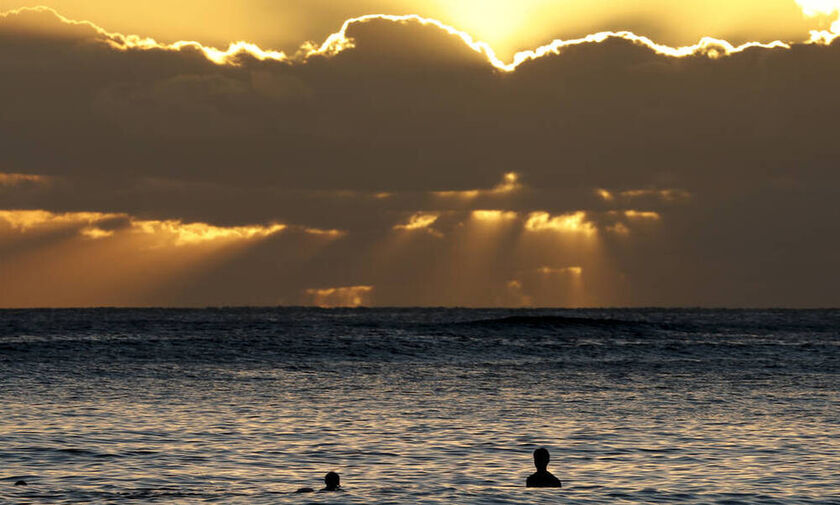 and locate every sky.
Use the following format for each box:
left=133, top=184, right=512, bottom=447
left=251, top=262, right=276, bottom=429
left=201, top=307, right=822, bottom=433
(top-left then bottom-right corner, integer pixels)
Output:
left=0, top=1, right=839, bottom=308
left=0, top=0, right=836, bottom=58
